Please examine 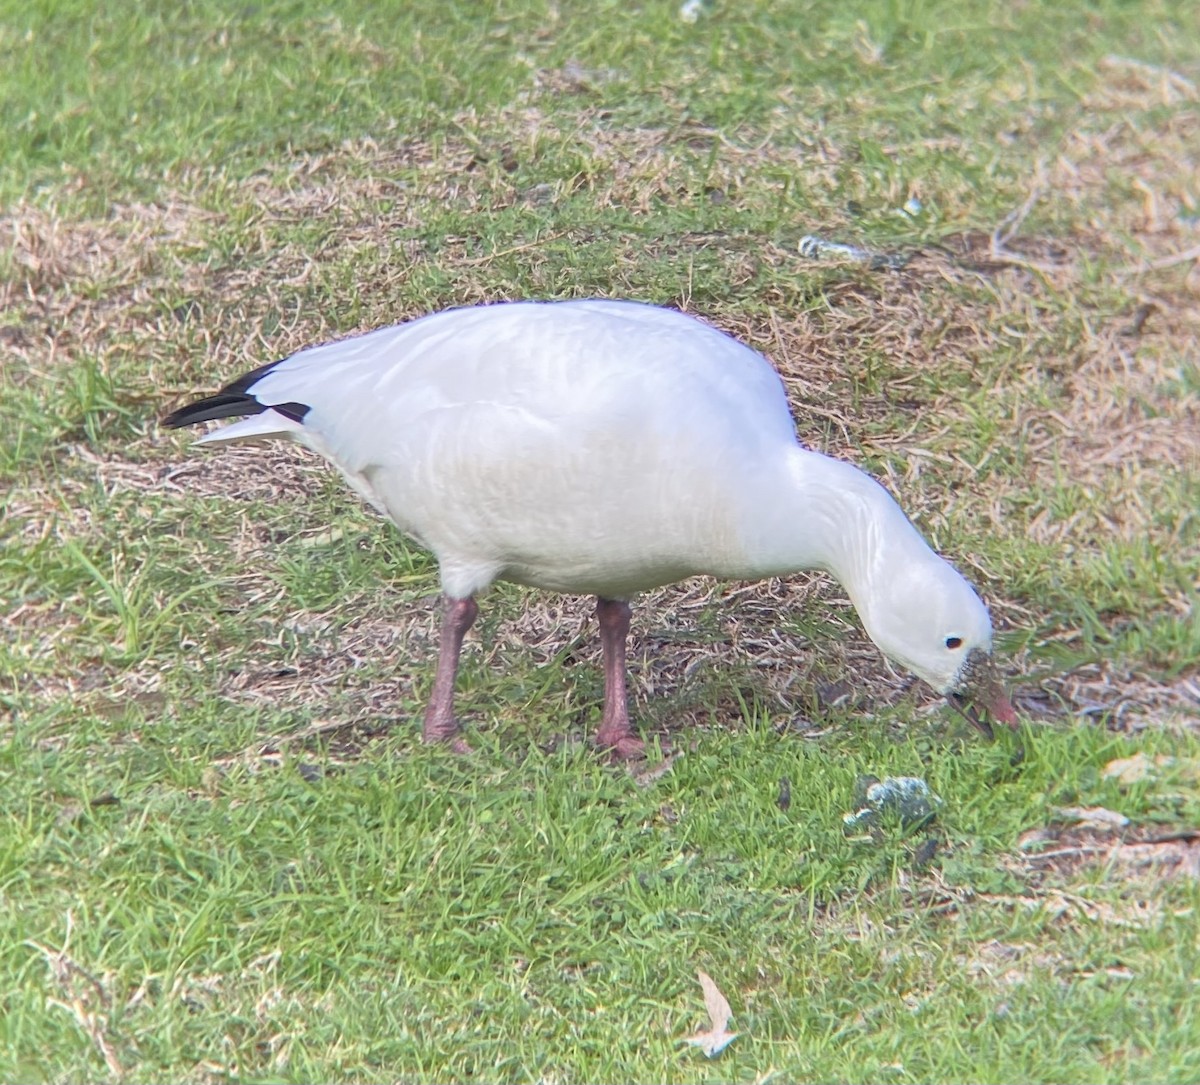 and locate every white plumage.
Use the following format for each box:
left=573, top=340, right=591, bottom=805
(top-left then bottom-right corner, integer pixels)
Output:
left=165, top=299, right=1016, bottom=756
